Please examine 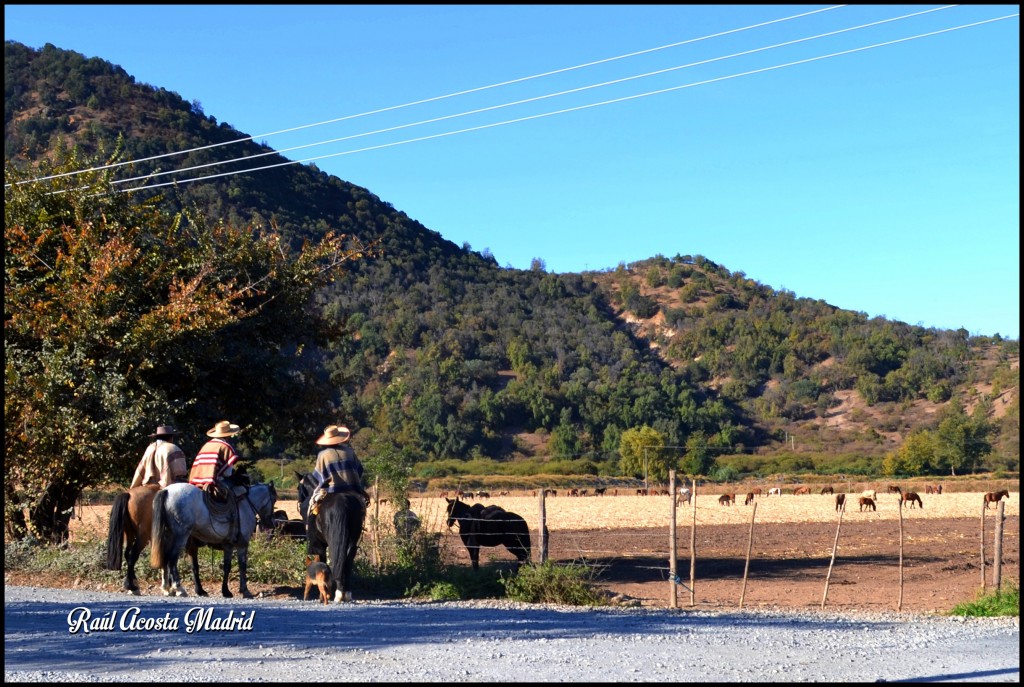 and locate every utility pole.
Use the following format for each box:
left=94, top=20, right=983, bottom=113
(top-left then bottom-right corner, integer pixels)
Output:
left=644, top=446, right=649, bottom=494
